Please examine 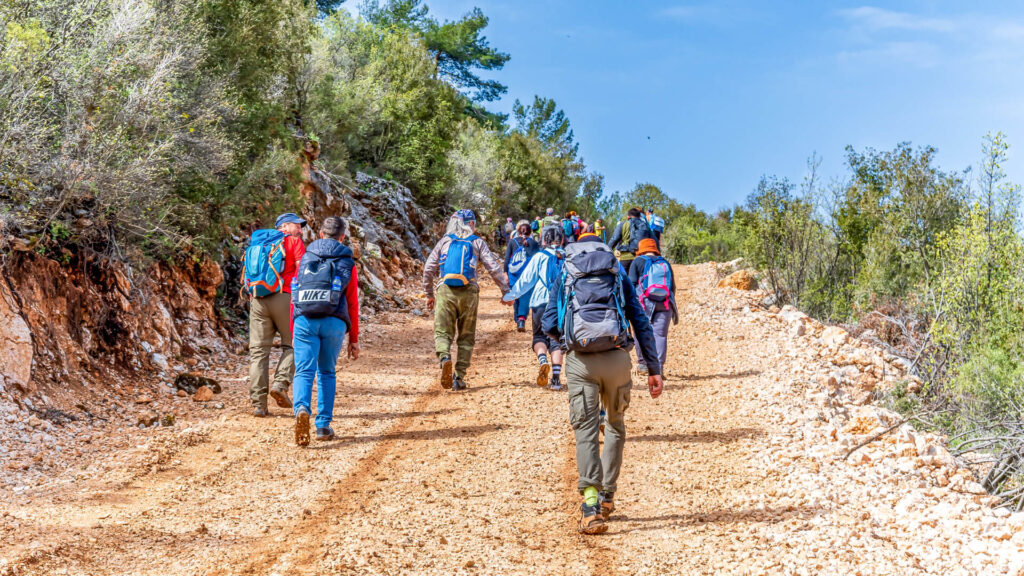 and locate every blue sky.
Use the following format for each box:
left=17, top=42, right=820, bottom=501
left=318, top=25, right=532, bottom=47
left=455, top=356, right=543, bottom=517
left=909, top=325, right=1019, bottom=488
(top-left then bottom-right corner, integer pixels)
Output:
left=368, top=1, right=1024, bottom=212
